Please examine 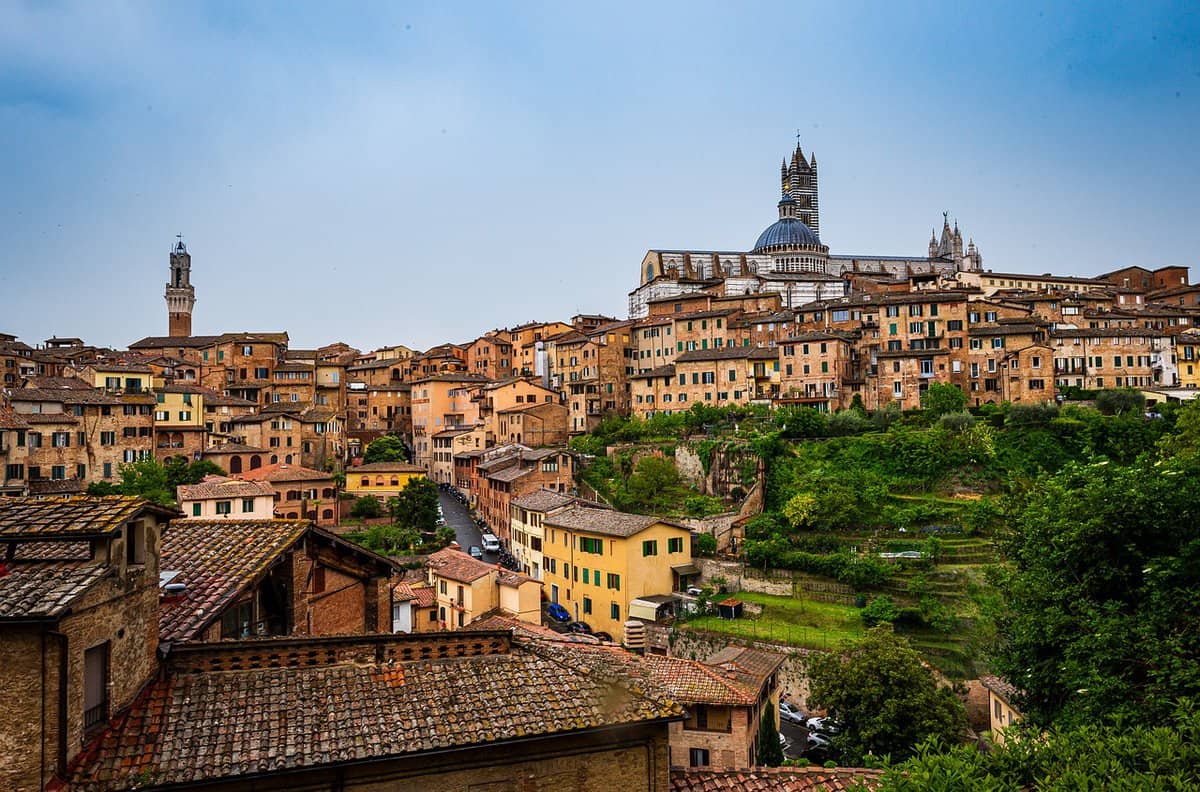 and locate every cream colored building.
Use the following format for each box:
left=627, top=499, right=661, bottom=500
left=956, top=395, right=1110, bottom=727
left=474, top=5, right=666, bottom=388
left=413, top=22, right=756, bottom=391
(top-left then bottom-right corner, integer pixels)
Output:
left=426, top=545, right=542, bottom=630
left=509, top=488, right=580, bottom=580
left=176, top=476, right=276, bottom=519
